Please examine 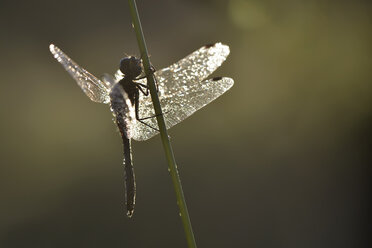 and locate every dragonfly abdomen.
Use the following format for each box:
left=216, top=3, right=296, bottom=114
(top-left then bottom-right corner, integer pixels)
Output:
left=122, top=135, right=135, bottom=217
left=109, top=84, right=136, bottom=217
